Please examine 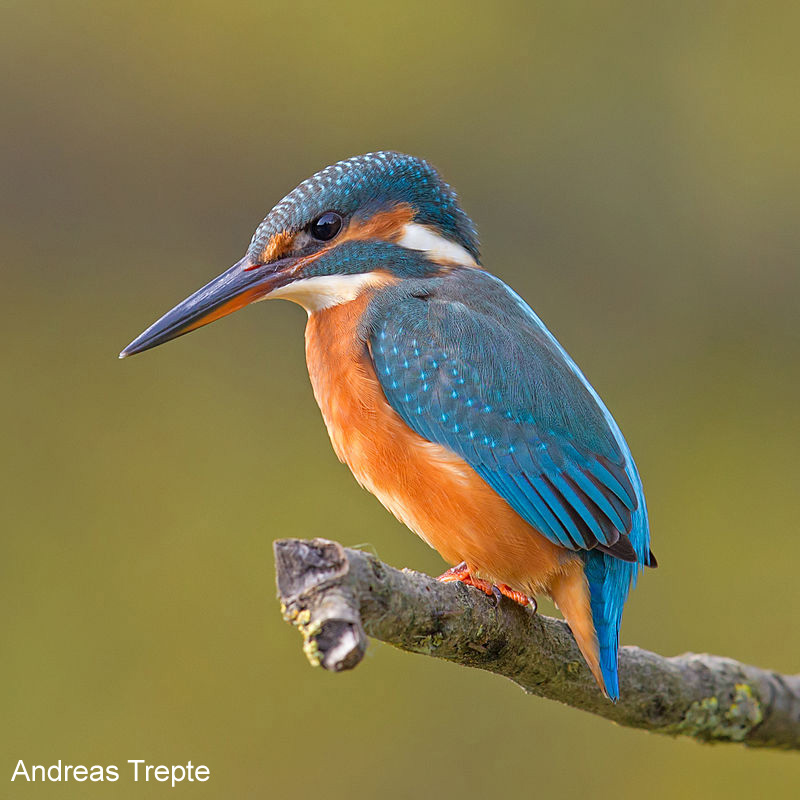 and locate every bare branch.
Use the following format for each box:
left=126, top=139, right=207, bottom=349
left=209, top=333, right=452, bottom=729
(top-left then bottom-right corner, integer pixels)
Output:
left=274, top=538, right=800, bottom=751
